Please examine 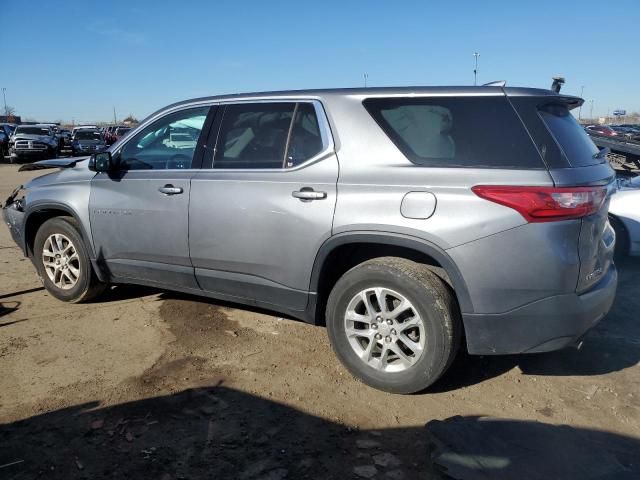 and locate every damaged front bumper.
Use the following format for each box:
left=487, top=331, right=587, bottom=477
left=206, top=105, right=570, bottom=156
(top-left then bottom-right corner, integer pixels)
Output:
left=2, top=190, right=27, bottom=254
